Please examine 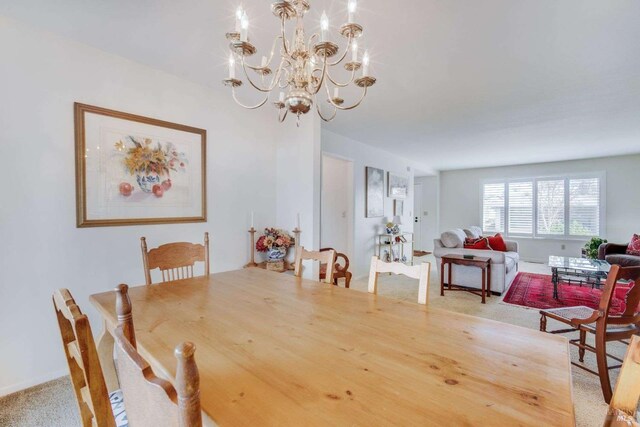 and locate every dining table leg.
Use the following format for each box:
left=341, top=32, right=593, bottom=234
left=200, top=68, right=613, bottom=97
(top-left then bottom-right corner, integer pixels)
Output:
left=96, top=319, right=119, bottom=392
